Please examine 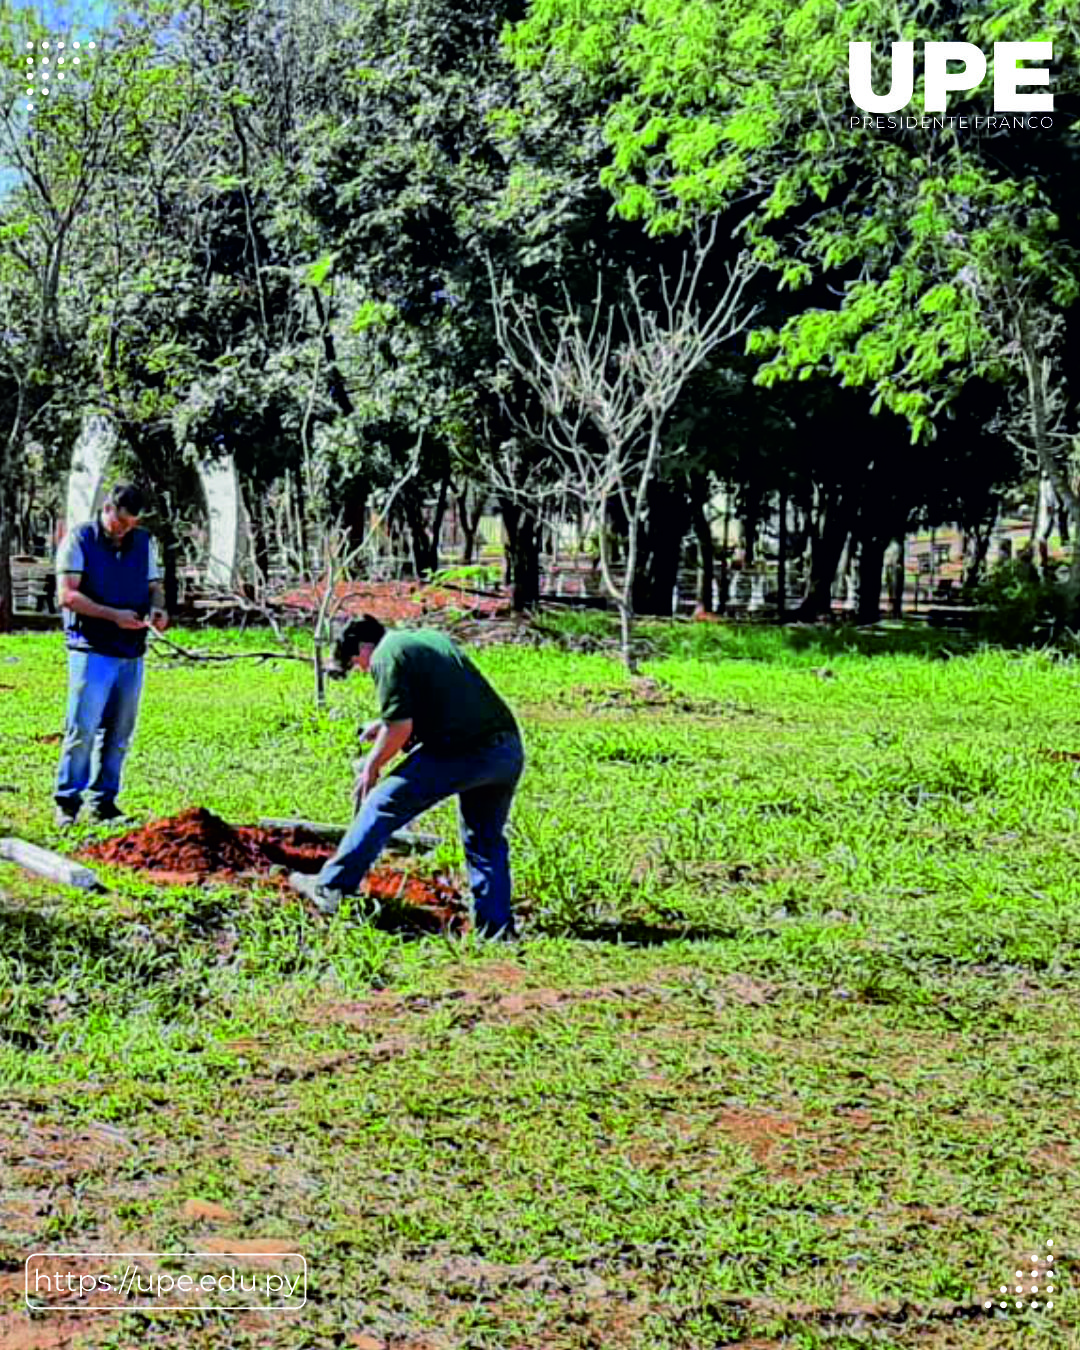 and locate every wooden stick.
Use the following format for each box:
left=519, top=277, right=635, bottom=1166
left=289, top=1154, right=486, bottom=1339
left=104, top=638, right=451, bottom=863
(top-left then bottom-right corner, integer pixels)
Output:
left=257, top=817, right=345, bottom=840
left=0, top=838, right=101, bottom=890
left=256, top=819, right=441, bottom=851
